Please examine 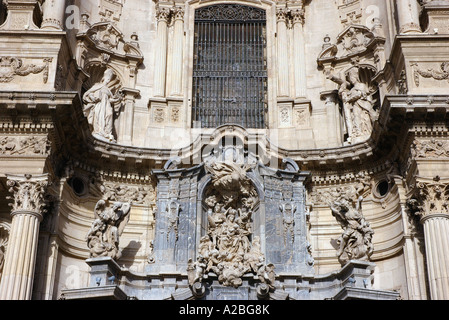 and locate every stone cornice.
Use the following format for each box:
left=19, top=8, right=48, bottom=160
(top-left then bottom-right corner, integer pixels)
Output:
left=2, top=90, right=449, bottom=181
